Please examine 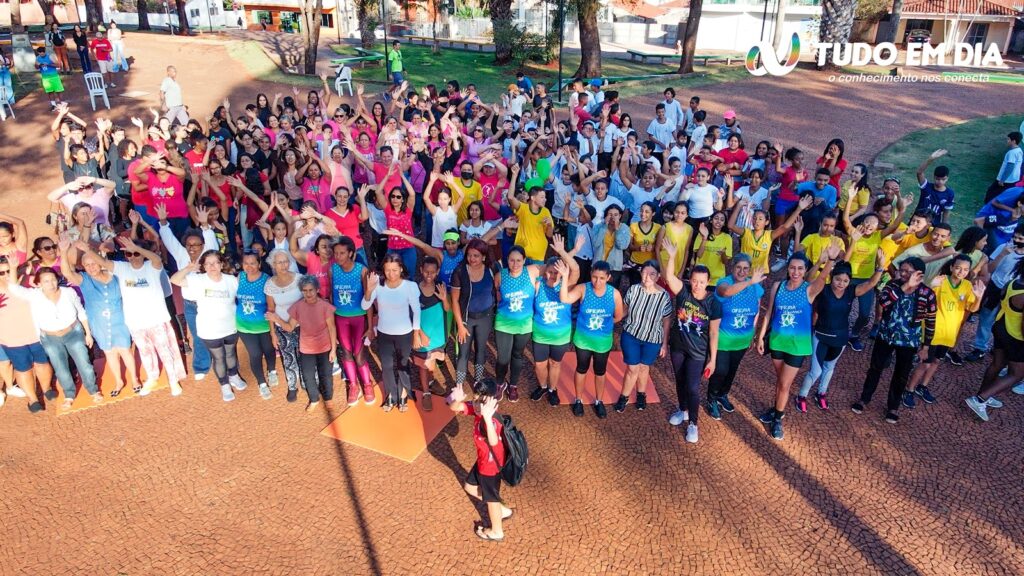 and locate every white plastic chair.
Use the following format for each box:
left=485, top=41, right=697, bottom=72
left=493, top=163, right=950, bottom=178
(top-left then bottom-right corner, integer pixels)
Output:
left=334, top=65, right=353, bottom=96
left=0, top=85, right=13, bottom=121
left=84, top=72, right=110, bottom=111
